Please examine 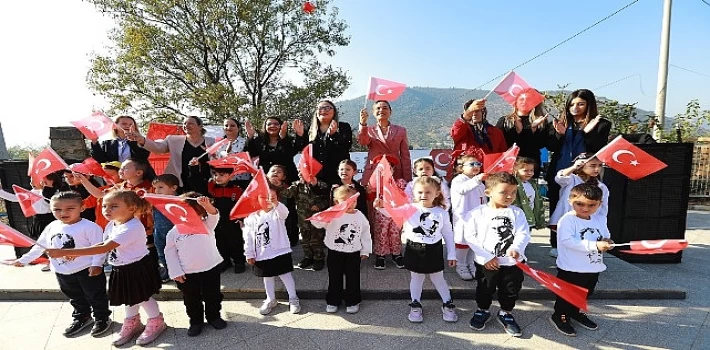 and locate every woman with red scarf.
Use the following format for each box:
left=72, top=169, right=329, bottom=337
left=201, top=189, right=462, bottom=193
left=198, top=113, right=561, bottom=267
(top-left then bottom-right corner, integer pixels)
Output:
left=449, top=99, right=507, bottom=177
